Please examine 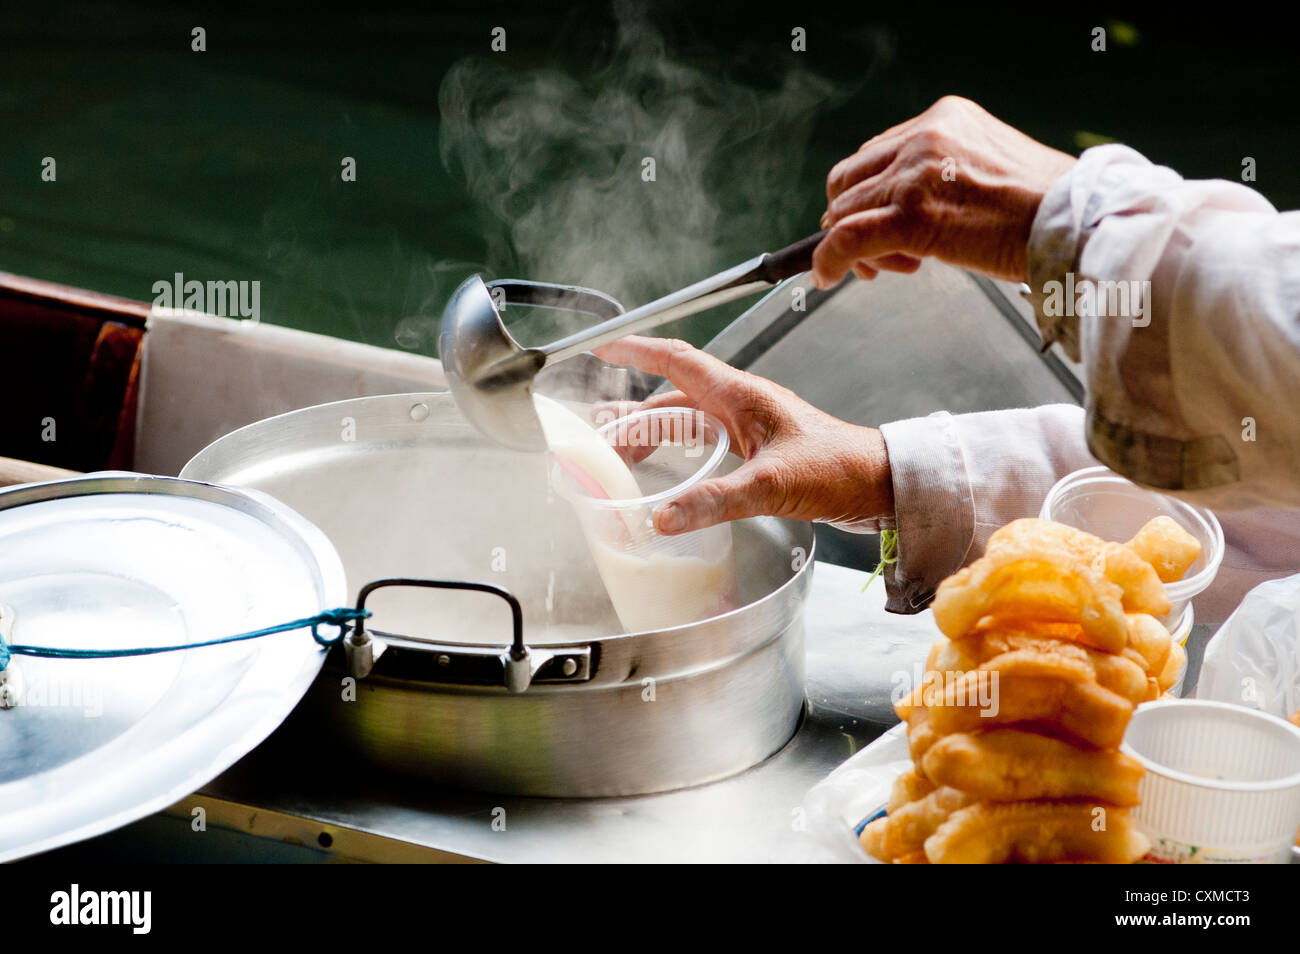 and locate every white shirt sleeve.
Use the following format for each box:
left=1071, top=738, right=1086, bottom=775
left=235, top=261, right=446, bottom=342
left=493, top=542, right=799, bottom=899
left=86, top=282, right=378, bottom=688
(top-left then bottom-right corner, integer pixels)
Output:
left=875, top=404, right=1300, bottom=625
left=1025, top=143, right=1300, bottom=511
left=857, top=144, right=1300, bottom=621
left=873, top=404, right=1097, bottom=611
